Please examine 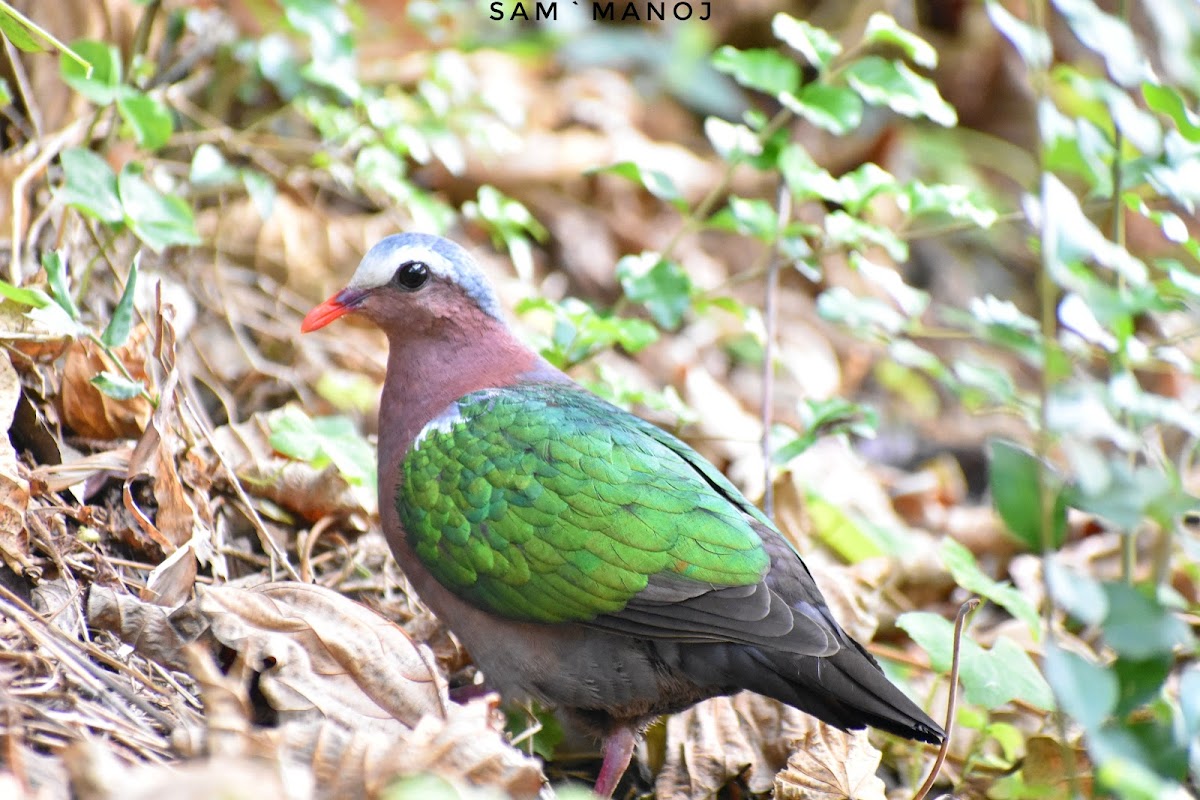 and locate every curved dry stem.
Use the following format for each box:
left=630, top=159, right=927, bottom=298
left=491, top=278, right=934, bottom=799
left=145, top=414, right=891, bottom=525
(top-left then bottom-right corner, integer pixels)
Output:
left=912, top=597, right=979, bottom=800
